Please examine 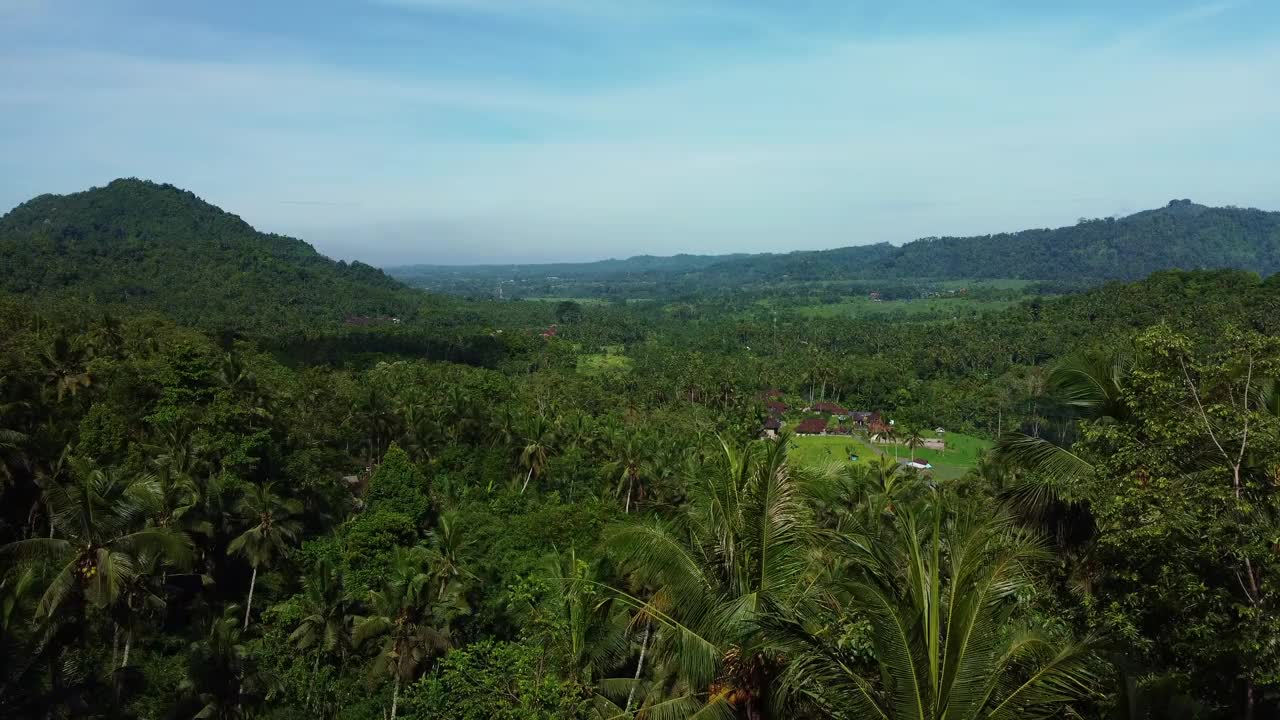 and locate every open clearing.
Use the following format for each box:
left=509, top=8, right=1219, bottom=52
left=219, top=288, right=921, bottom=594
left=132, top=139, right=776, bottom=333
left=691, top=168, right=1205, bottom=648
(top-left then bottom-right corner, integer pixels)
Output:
left=789, top=431, right=990, bottom=481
